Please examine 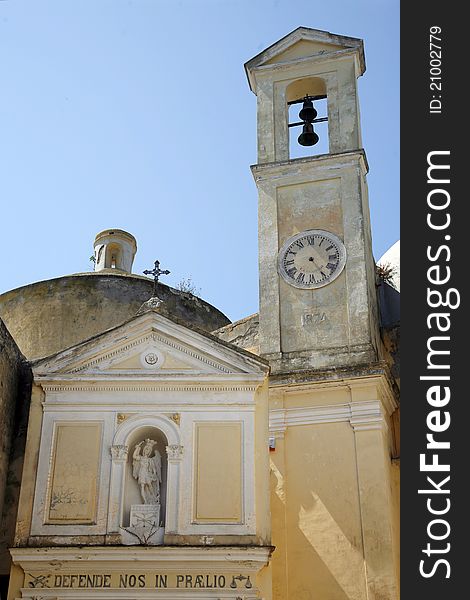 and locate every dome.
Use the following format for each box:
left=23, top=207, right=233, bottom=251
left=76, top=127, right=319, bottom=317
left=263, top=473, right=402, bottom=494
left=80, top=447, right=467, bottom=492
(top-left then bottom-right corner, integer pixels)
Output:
left=378, top=240, right=400, bottom=292
left=0, top=230, right=230, bottom=360
left=0, top=273, right=230, bottom=361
